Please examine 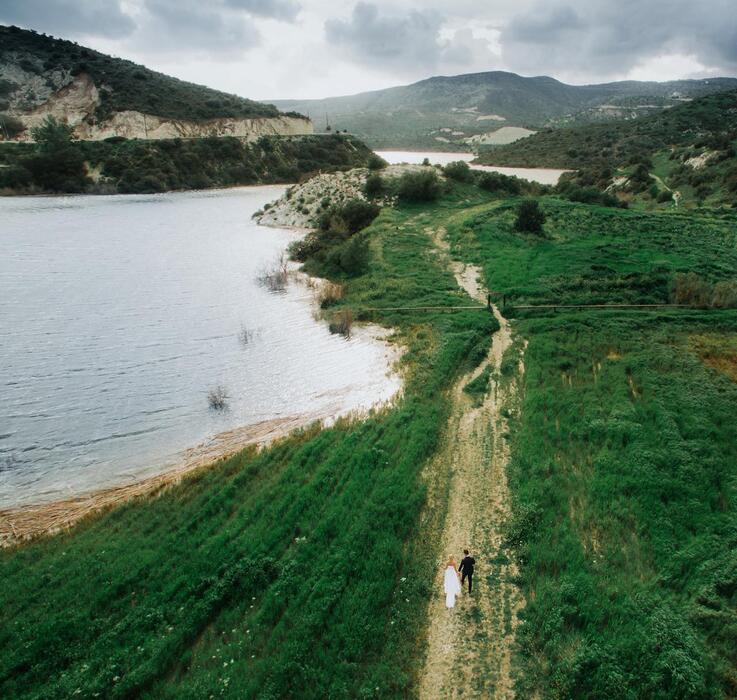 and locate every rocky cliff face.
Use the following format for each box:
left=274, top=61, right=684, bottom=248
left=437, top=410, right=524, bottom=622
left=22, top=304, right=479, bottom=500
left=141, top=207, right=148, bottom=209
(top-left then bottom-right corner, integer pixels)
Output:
left=2, top=72, right=312, bottom=142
